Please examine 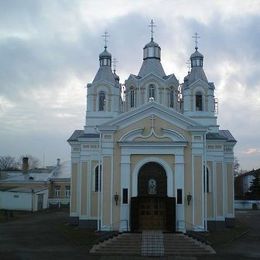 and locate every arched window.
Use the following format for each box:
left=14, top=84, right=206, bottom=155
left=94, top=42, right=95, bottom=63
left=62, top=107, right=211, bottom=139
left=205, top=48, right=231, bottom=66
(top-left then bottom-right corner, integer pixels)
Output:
left=148, top=84, right=155, bottom=99
left=130, top=88, right=135, bottom=108
left=195, top=91, right=203, bottom=111
left=98, top=91, right=105, bottom=111
left=94, top=165, right=102, bottom=192
left=169, top=87, right=174, bottom=108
